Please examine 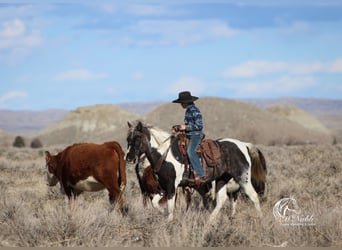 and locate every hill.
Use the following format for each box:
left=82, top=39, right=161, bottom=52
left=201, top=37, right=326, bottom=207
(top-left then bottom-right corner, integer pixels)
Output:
left=0, top=97, right=340, bottom=147
left=143, top=97, right=333, bottom=145
left=0, top=109, right=69, bottom=135
left=243, top=97, right=342, bottom=142
left=265, top=104, right=331, bottom=134
left=35, top=104, right=139, bottom=146
left=0, top=129, right=13, bottom=147
left=0, top=97, right=341, bottom=137
left=242, top=97, right=342, bottom=115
